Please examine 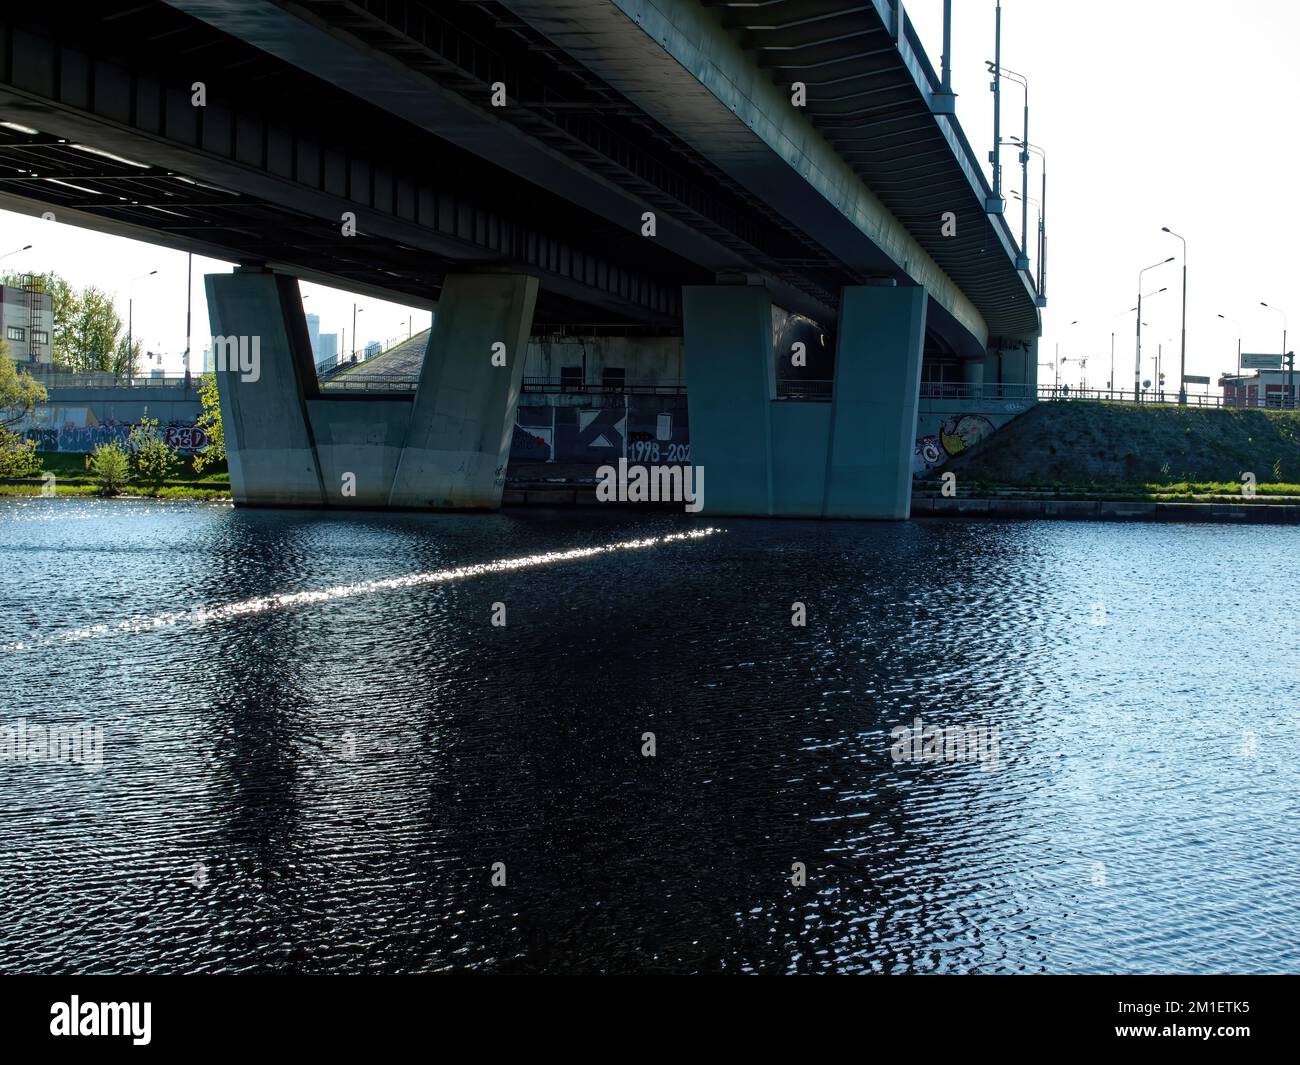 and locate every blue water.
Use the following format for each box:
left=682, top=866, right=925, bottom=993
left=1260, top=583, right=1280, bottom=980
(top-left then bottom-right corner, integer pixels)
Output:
left=0, top=497, right=1296, bottom=973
